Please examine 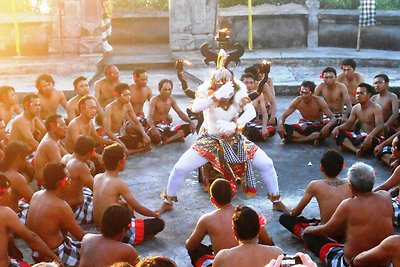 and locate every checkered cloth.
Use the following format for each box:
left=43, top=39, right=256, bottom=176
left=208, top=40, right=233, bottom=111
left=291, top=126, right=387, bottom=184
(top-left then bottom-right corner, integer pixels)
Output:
left=325, top=245, right=349, bottom=267
left=122, top=218, right=145, bottom=246
left=8, top=258, right=30, bottom=267
left=359, top=0, right=376, bottom=27
left=393, top=196, right=400, bottom=227
left=18, top=199, right=29, bottom=225
left=73, top=187, right=94, bottom=225
left=52, top=236, right=81, bottom=267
